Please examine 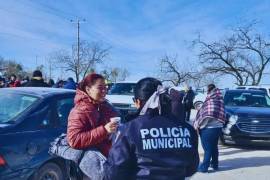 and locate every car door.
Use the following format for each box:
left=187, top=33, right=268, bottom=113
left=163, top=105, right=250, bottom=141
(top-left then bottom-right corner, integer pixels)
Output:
left=26, top=94, right=75, bottom=163
left=26, top=95, right=75, bottom=169
left=22, top=94, right=74, bottom=179
left=0, top=99, right=54, bottom=177
left=24, top=99, right=63, bottom=168
left=0, top=94, right=75, bottom=178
